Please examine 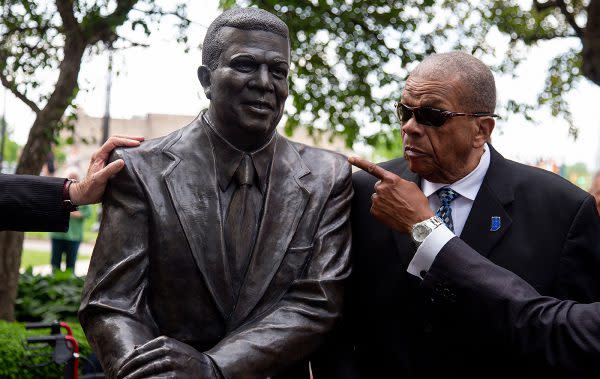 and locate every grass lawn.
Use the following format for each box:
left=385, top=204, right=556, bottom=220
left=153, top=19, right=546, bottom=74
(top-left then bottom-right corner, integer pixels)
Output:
left=20, top=249, right=51, bottom=269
